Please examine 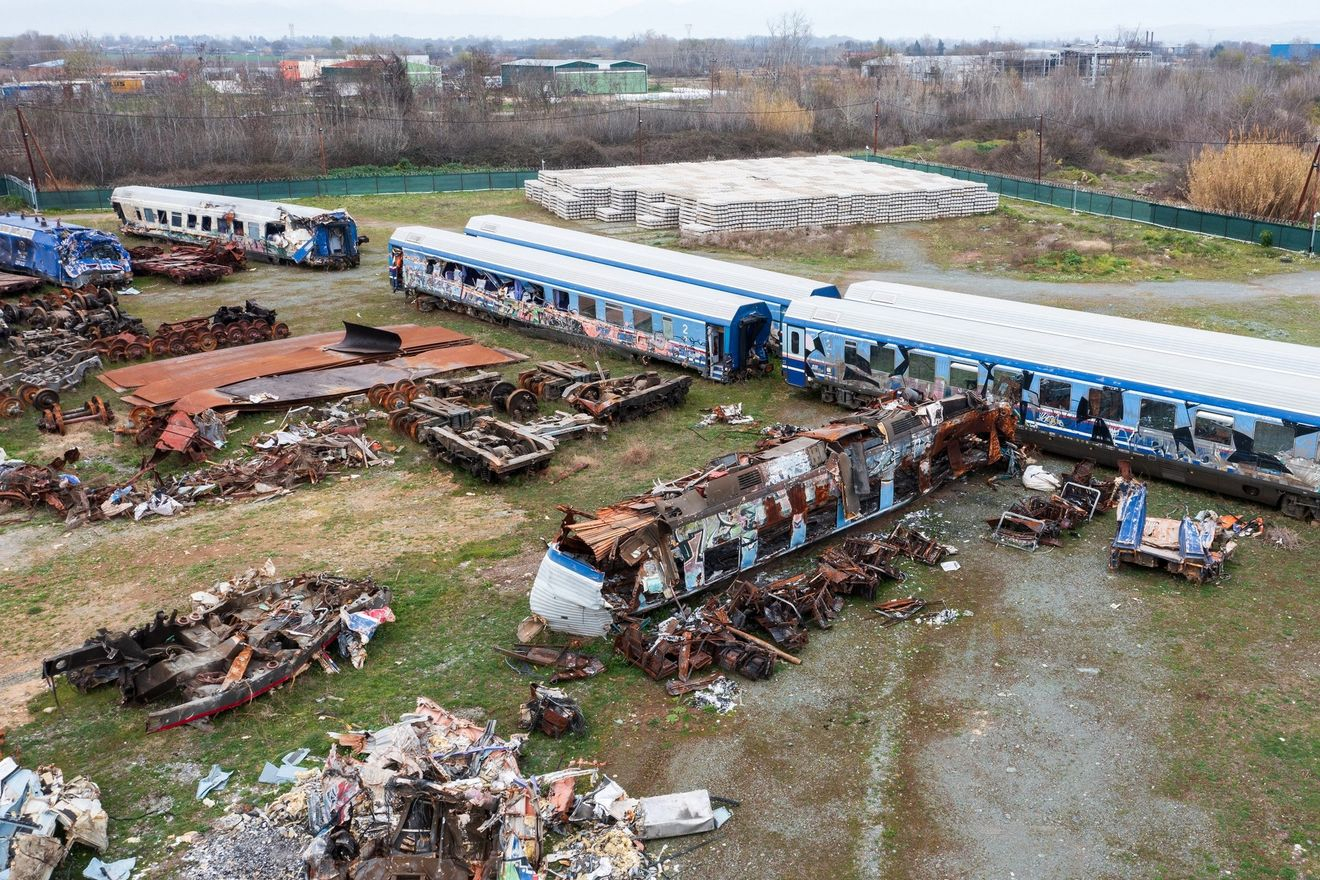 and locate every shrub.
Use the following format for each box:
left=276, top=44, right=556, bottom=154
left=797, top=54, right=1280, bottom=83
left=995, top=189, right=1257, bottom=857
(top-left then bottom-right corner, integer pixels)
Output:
left=1260, top=230, right=1273, bottom=248
left=1186, top=129, right=1313, bottom=219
